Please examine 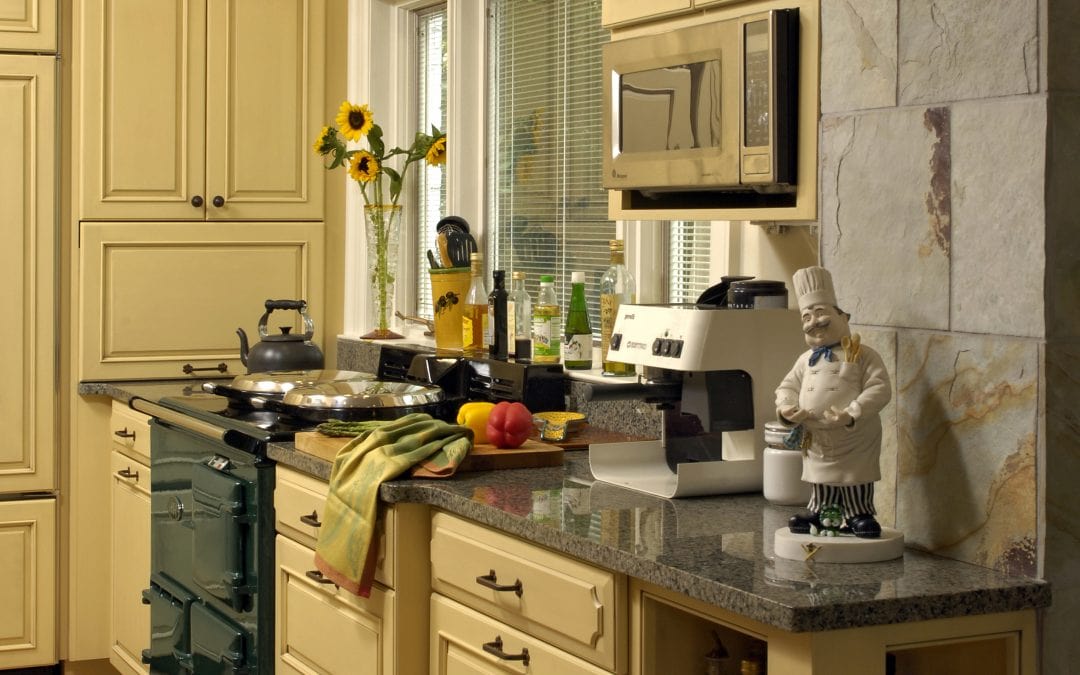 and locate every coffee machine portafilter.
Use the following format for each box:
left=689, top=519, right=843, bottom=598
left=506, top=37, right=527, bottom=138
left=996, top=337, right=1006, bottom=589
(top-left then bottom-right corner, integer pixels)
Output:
left=586, top=304, right=805, bottom=498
